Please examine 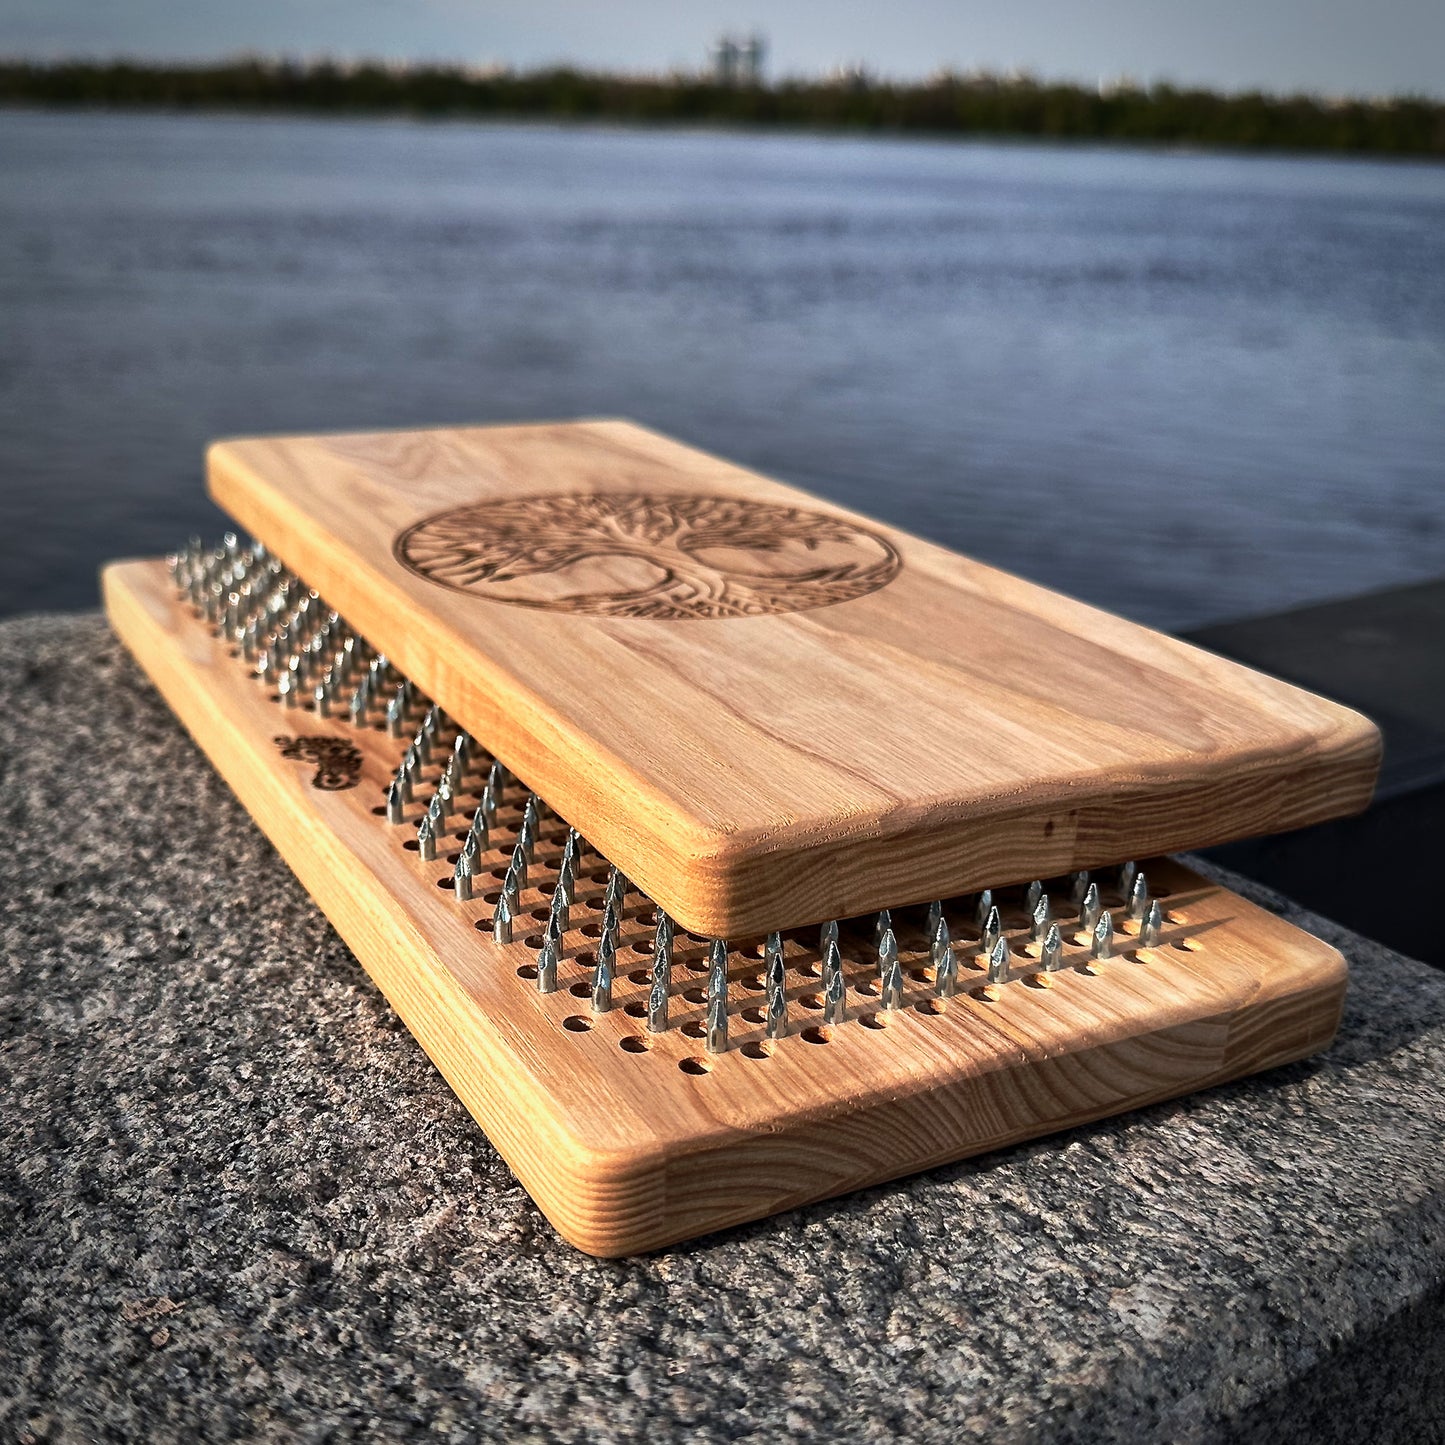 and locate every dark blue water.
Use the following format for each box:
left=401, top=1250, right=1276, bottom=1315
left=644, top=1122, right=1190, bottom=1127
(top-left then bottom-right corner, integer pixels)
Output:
left=2, top=110, right=1442, bottom=627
